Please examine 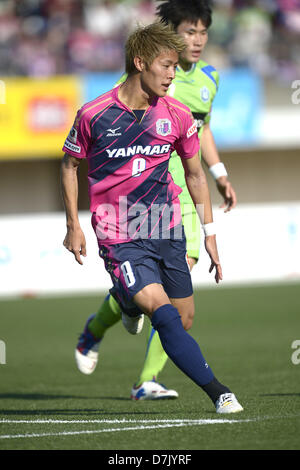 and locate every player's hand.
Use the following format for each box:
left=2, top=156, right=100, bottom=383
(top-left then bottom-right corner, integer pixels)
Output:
left=216, top=177, right=237, bottom=213
left=204, top=235, right=223, bottom=284
left=63, top=226, right=87, bottom=265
